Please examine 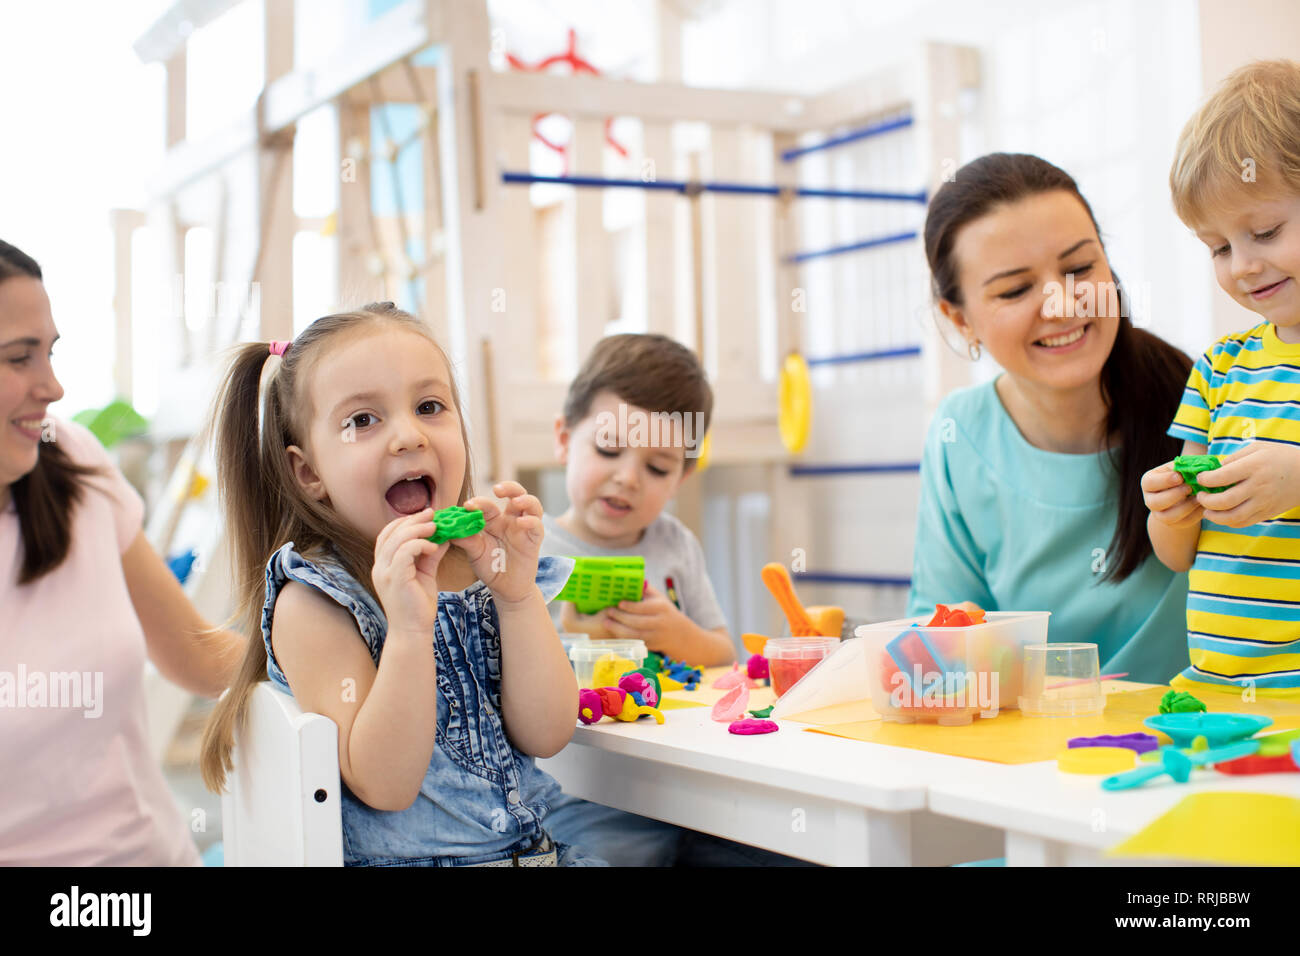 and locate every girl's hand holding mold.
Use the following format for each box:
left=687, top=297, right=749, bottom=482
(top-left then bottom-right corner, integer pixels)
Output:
left=456, top=480, right=546, bottom=606
left=1194, top=442, right=1300, bottom=528
left=372, top=508, right=450, bottom=640
left=1141, top=461, right=1205, bottom=527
